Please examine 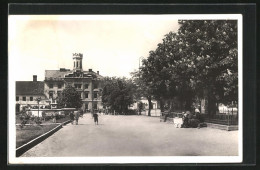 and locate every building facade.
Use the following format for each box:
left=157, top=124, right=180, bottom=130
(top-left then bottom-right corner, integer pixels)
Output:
left=44, top=53, right=103, bottom=112
left=16, top=75, right=48, bottom=112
